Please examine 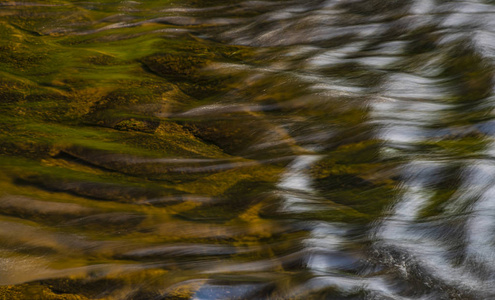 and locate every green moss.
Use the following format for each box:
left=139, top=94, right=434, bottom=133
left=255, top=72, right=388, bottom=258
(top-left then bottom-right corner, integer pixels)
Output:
left=0, top=155, right=176, bottom=200
left=86, top=54, right=123, bottom=66
left=319, top=62, right=385, bottom=87
left=141, top=52, right=229, bottom=99
left=308, top=140, right=399, bottom=221
left=441, top=43, right=494, bottom=103
left=142, top=53, right=209, bottom=81
left=420, top=137, right=487, bottom=158
left=311, top=140, right=387, bottom=179
left=0, top=283, right=88, bottom=300
left=41, top=277, right=123, bottom=299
